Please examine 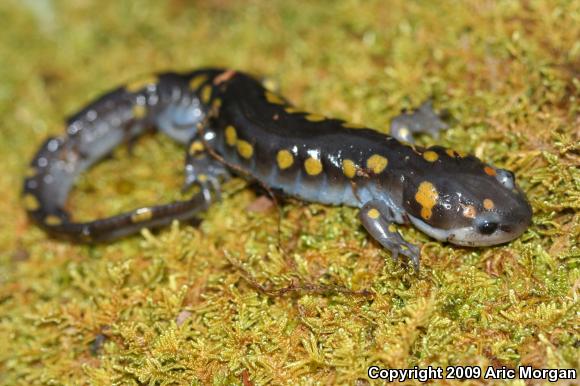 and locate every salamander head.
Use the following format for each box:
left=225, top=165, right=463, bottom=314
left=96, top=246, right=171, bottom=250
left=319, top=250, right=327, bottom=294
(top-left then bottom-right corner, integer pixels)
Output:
left=402, top=155, right=532, bottom=247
